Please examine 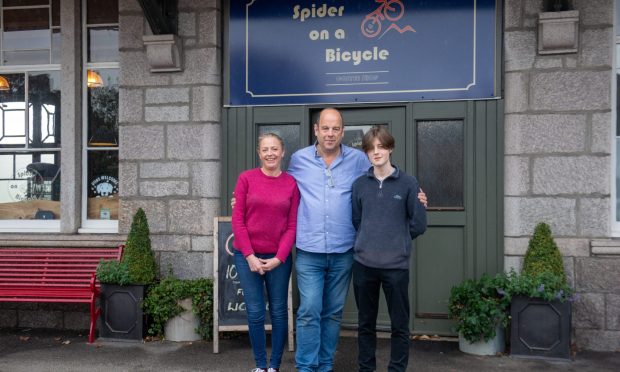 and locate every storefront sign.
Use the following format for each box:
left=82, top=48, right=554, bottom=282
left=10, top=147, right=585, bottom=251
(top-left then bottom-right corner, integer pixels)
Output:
left=228, top=0, right=497, bottom=105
